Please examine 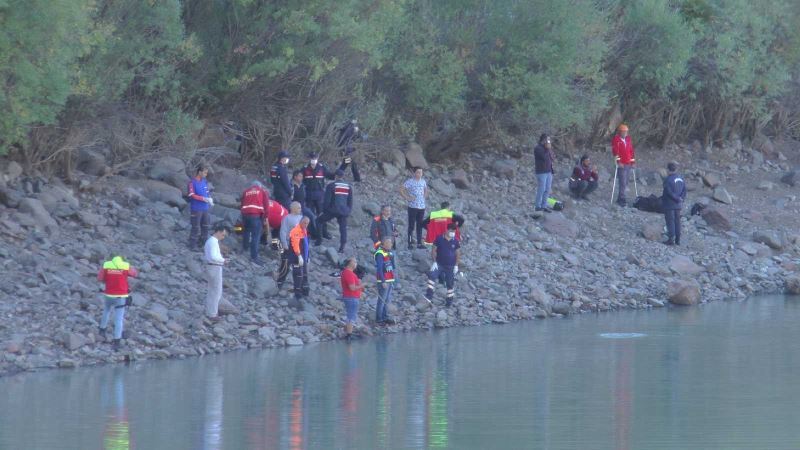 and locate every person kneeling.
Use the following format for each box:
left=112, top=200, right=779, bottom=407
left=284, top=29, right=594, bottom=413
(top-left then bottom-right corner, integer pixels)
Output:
left=569, top=155, right=599, bottom=200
